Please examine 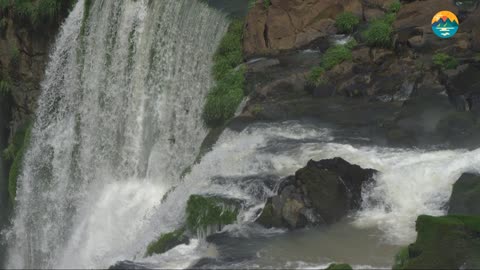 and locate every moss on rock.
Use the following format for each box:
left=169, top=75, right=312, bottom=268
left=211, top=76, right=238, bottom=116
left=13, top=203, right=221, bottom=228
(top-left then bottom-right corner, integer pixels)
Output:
left=325, top=263, right=353, bottom=270
left=144, top=228, right=189, bottom=257
left=186, top=195, right=239, bottom=233
left=394, top=215, right=480, bottom=269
